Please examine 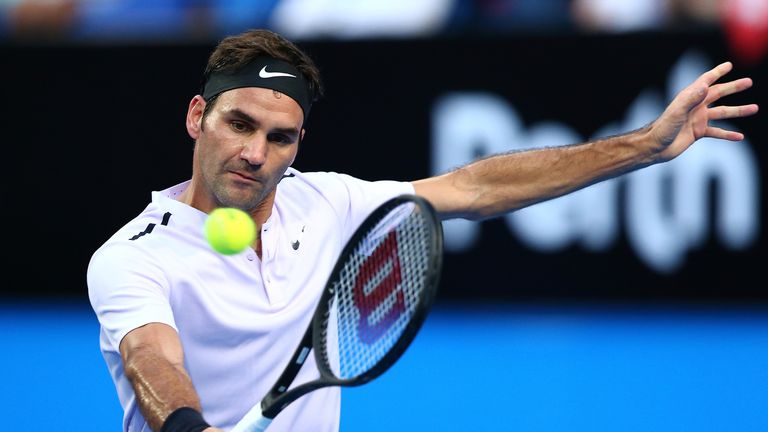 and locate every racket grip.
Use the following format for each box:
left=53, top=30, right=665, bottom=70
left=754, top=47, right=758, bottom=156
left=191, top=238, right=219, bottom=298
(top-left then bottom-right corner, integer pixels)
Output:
left=229, top=403, right=272, bottom=432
